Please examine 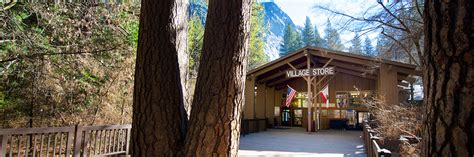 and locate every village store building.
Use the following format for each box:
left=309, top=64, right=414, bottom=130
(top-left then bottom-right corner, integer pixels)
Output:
left=242, top=47, right=418, bottom=133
